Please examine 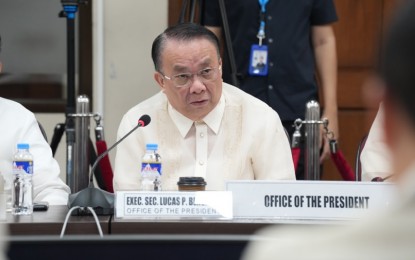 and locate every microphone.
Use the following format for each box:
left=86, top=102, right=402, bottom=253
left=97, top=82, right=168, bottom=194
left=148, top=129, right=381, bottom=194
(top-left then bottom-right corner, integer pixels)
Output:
left=68, top=114, right=151, bottom=215
left=371, top=174, right=393, bottom=182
